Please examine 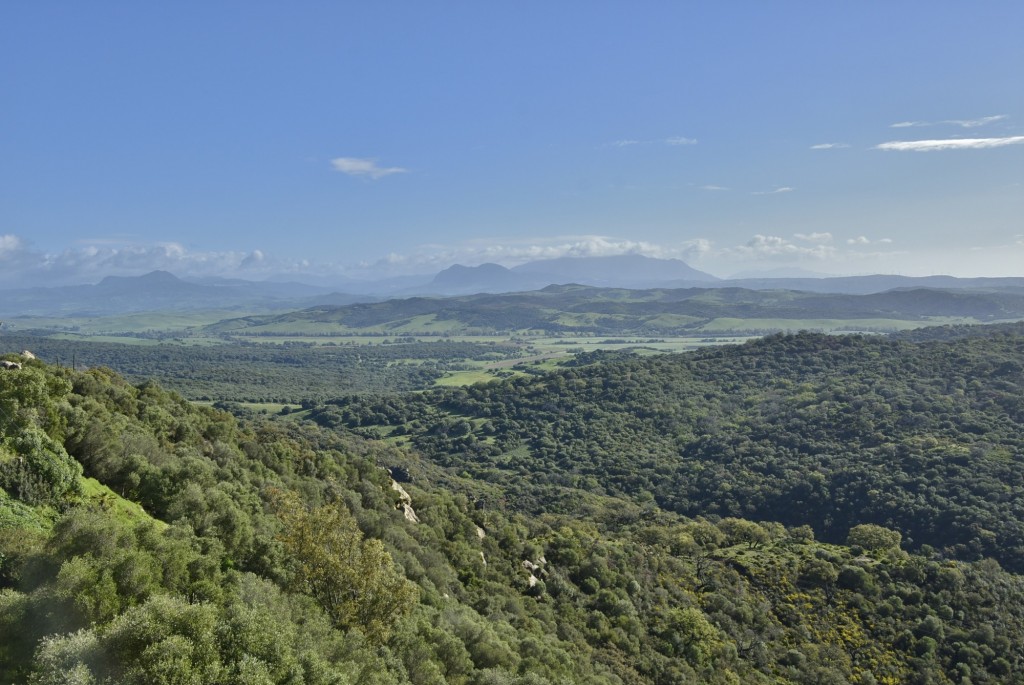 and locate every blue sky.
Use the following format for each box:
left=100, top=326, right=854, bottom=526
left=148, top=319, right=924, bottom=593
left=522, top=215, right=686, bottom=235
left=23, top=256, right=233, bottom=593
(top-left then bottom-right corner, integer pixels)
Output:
left=2, top=2, right=1022, bottom=286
